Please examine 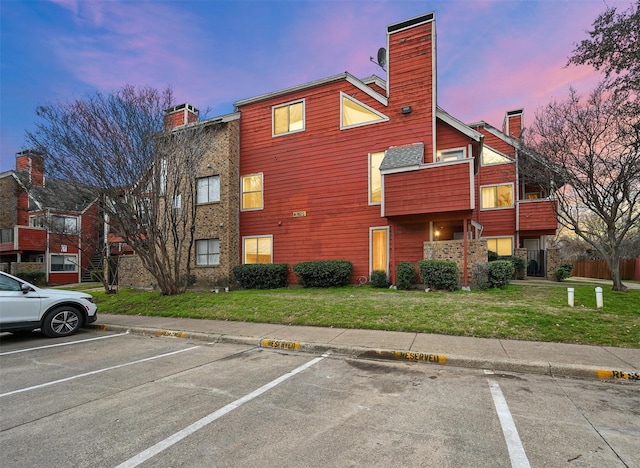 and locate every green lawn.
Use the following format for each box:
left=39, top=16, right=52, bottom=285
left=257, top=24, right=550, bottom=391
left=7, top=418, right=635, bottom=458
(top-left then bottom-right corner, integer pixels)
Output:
left=90, top=283, right=640, bottom=348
